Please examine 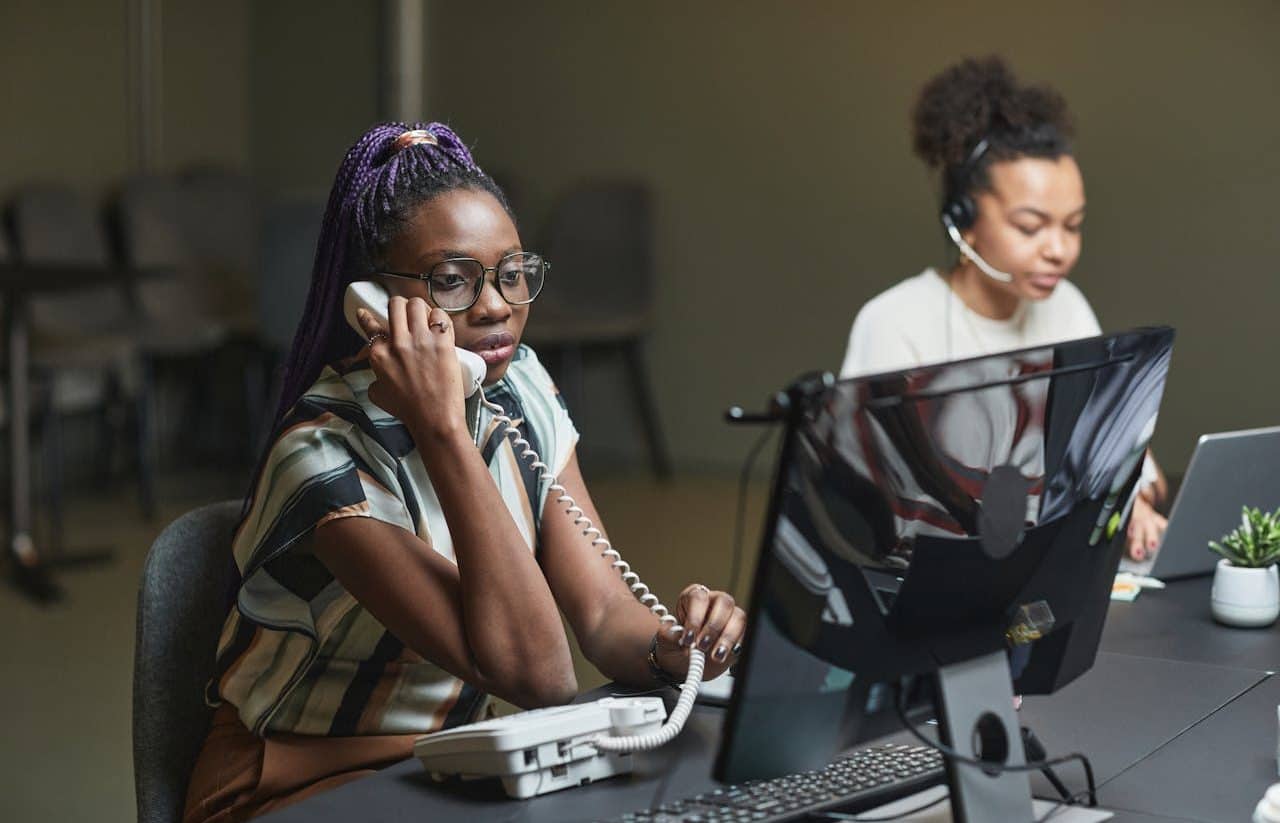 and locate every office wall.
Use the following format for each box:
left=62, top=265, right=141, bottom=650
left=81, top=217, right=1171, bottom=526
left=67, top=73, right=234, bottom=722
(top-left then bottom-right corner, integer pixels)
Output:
left=424, top=0, right=1280, bottom=473
left=0, top=0, right=250, bottom=196
left=3, top=3, right=1275, bottom=474
left=247, top=1, right=380, bottom=196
